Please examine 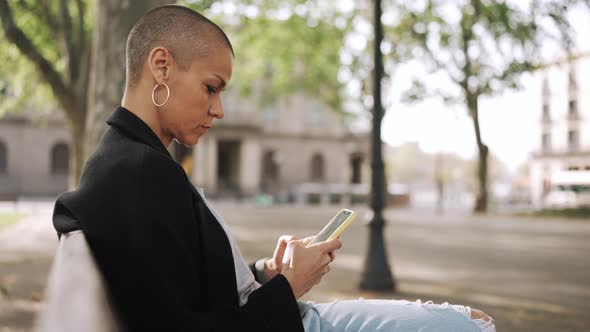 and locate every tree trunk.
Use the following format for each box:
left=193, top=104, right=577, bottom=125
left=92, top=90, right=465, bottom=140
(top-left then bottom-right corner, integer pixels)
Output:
left=435, top=153, right=444, bottom=215
left=84, top=0, right=173, bottom=160
left=468, top=94, right=488, bottom=213
left=69, top=116, right=86, bottom=189
left=475, top=141, right=489, bottom=213
left=0, top=0, right=89, bottom=189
